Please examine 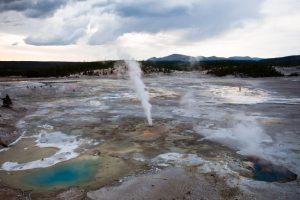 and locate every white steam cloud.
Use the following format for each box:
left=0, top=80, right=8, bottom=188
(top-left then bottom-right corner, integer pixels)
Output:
left=196, top=113, right=273, bottom=156
left=126, top=60, right=153, bottom=125
left=179, top=90, right=273, bottom=157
